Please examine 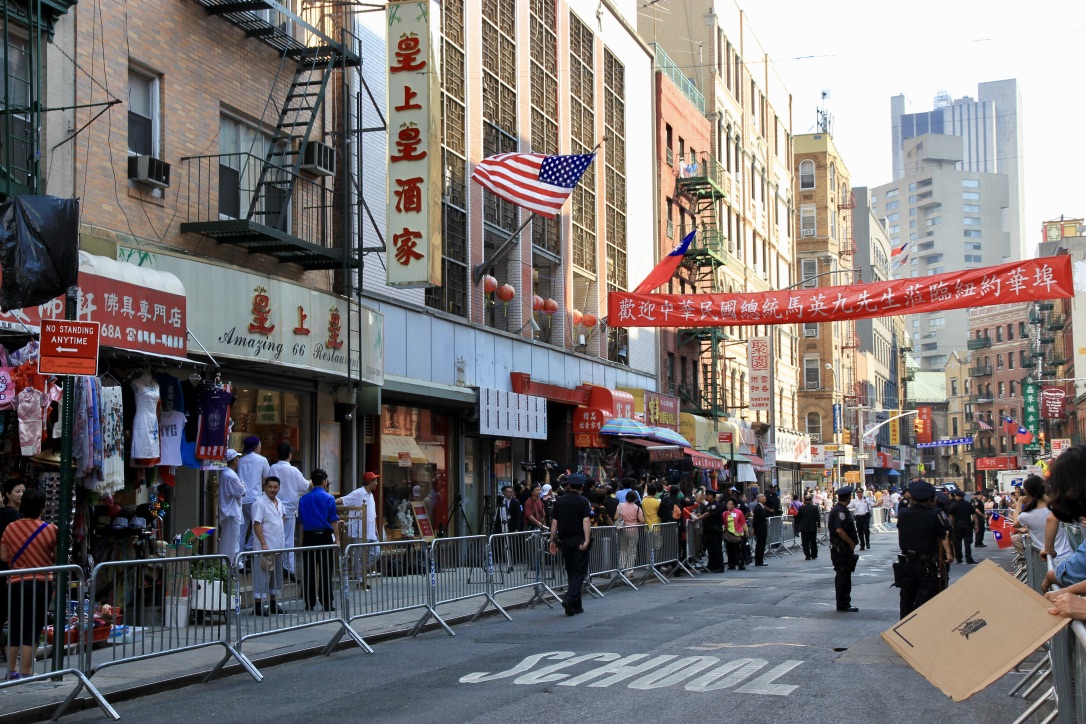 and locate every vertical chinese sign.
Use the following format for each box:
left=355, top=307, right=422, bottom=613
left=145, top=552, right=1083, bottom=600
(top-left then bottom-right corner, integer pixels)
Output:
left=889, top=411, right=900, bottom=446
left=747, top=337, right=770, bottom=410
left=916, top=405, right=933, bottom=444
left=386, top=0, right=442, bottom=287
left=1023, top=379, right=1040, bottom=436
